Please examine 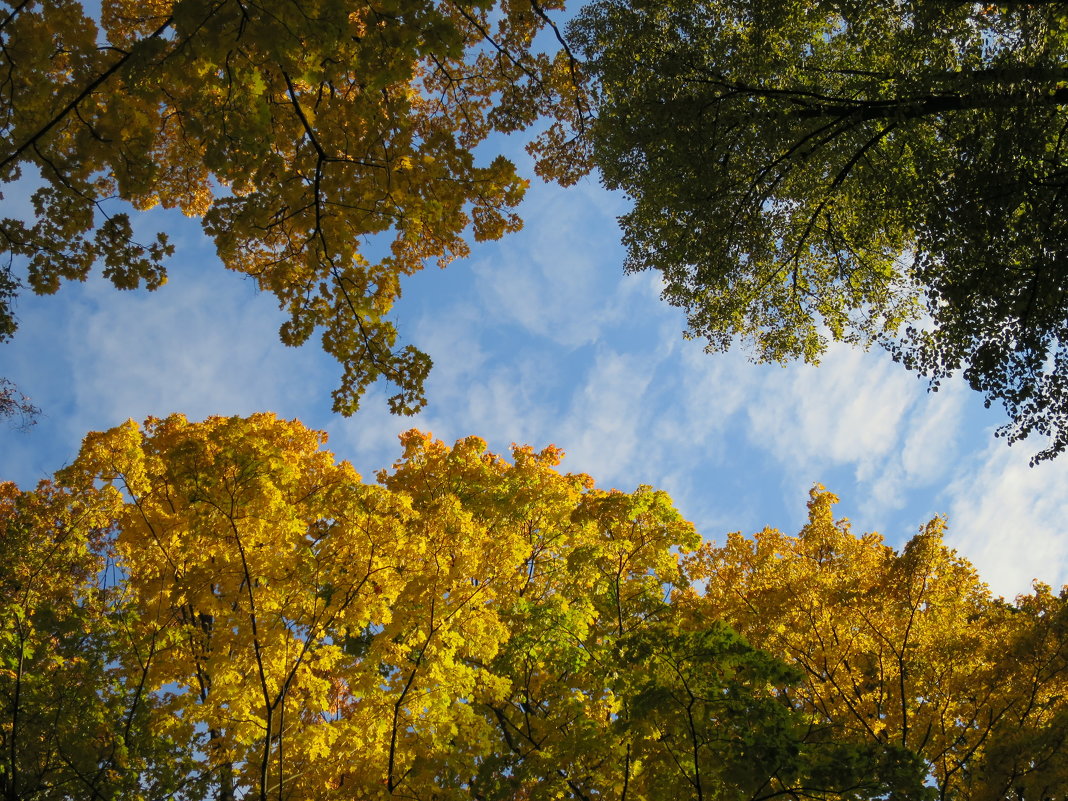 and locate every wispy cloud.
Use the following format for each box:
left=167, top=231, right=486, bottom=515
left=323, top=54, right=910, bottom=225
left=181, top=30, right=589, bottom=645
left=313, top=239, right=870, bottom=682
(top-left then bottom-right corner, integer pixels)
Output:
left=472, top=179, right=633, bottom=348
left=3, top=153, right=1064, bottom=604
left=1, top=257, right=330, bottom=485
left=943, top=438, right=1068, bottom=599
left=744, top=345, right=917, bottom=478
